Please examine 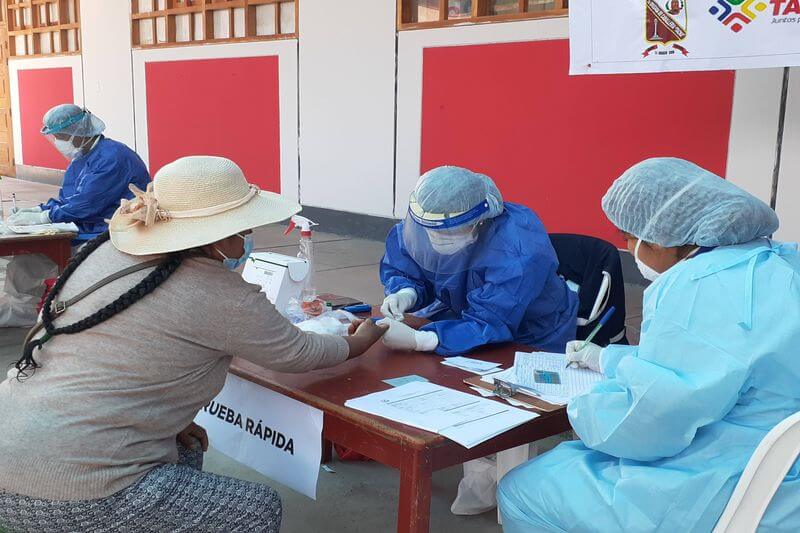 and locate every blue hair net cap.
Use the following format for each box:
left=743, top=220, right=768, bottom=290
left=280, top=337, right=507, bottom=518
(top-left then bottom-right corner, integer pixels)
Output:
left=602, top=157, right=779, bottom=247
left=412, top=166, right=504, bottom=225
left=41, top=104, right=105, bottom=137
